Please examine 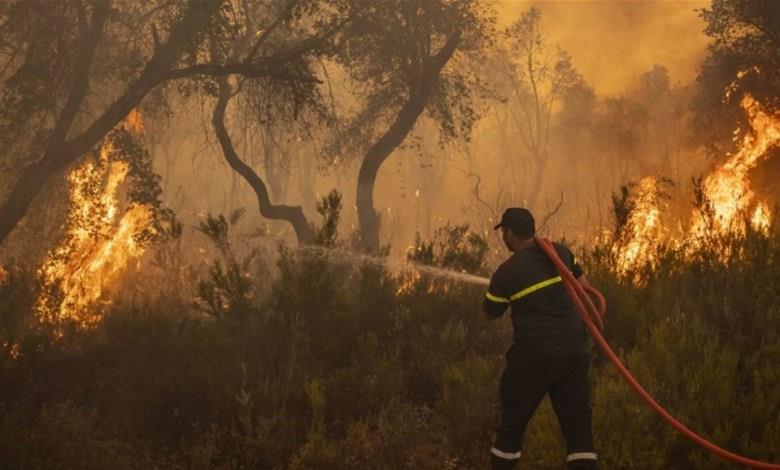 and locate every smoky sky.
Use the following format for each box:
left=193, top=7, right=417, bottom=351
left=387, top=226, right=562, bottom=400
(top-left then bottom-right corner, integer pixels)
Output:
left=498, top=1, right=710, bottom=95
